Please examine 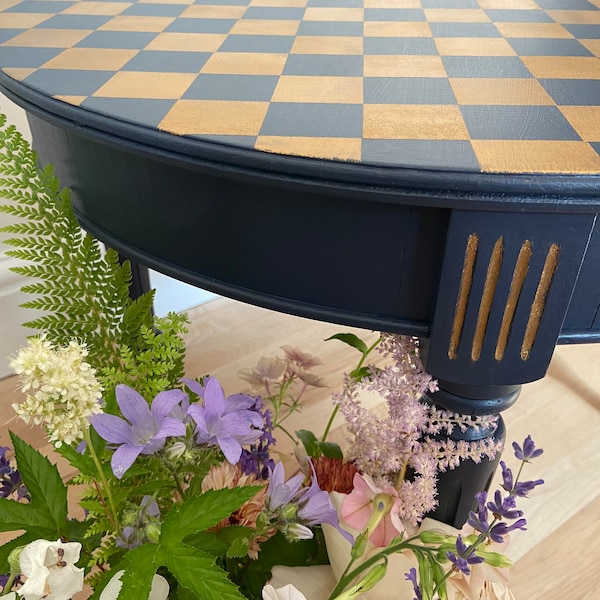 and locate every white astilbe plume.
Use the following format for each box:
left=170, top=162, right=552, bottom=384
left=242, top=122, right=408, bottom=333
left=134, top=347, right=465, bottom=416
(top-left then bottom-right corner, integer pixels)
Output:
left=10, top=334, right=103, bottom=447
left=334, top=334, right=502, bottom=526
